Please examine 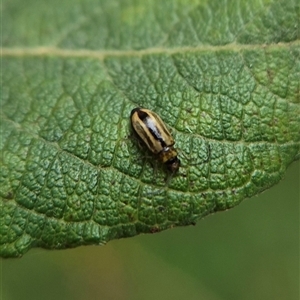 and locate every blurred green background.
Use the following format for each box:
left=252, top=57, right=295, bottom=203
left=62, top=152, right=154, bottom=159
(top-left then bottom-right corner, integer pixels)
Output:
left=1, top=161, right=298, bottom=300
